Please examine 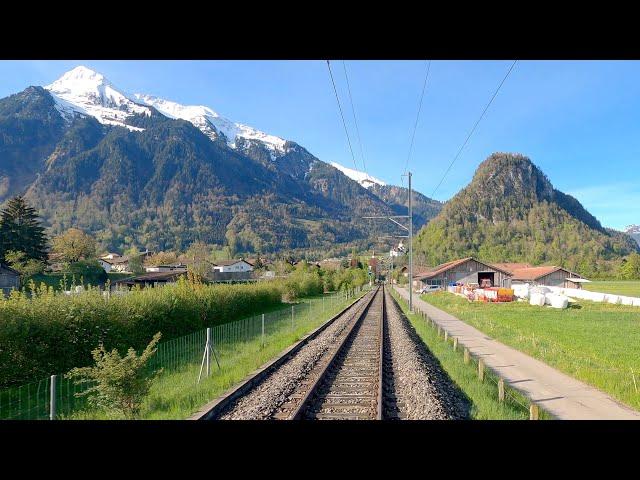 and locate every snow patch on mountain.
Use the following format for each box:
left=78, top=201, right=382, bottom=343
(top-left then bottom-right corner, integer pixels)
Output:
left=329, top=161, right=386, bottom=188
left=45, top=66, right=149, bottom=131
left=625, top=224, right=640, bottom=235
left=134, top=94, right=287, bottom=155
